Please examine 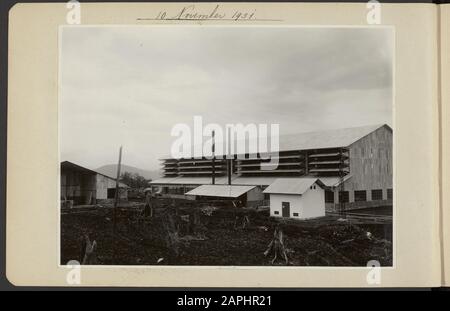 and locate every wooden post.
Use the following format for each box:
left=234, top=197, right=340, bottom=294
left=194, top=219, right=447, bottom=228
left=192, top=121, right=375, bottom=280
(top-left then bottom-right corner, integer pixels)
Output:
left=112, top=146, right=123, bottom=262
